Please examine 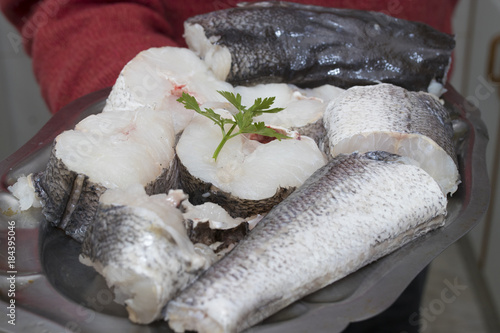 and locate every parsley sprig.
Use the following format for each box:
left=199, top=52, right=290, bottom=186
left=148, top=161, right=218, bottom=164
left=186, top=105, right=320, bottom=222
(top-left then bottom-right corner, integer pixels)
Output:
left=177, top=91, right=289, bottom=160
